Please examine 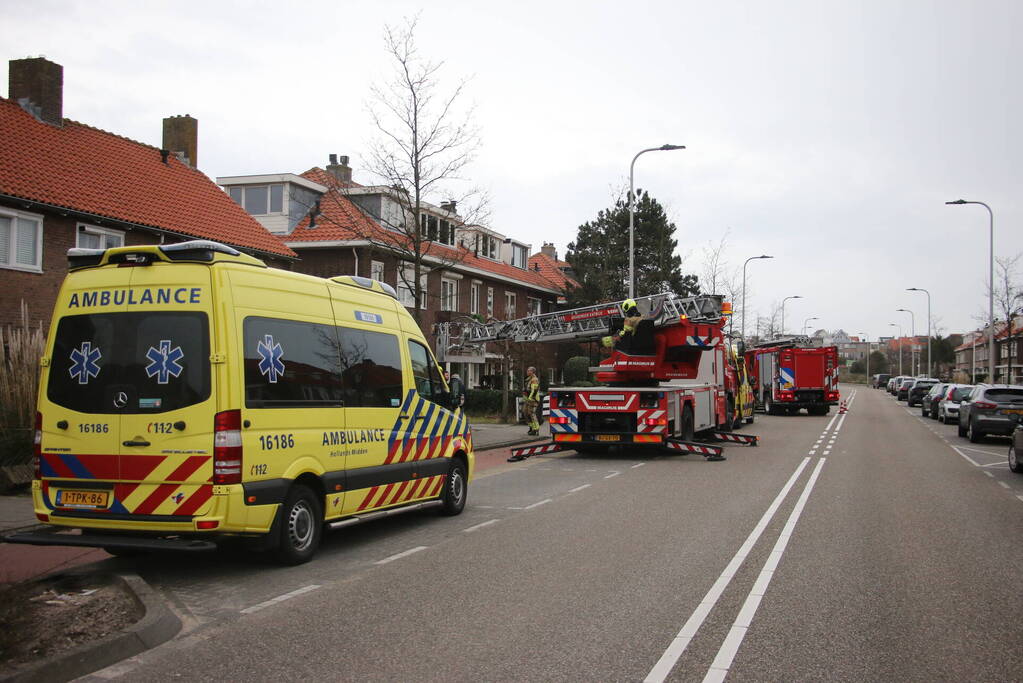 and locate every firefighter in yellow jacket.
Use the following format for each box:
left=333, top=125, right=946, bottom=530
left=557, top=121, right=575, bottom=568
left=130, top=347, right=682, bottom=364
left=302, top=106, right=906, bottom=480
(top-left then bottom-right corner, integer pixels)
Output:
left=602, top=299, right=643, bottom=350
left=523, top=366, right=542, bottom=436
